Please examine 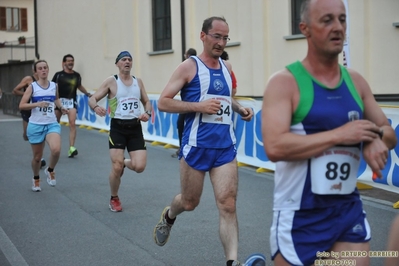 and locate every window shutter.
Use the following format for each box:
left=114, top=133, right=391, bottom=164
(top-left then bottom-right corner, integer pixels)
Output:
left=20, top=8, right=27, bottom=31
left=0, top=7, right=6, bottom=31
